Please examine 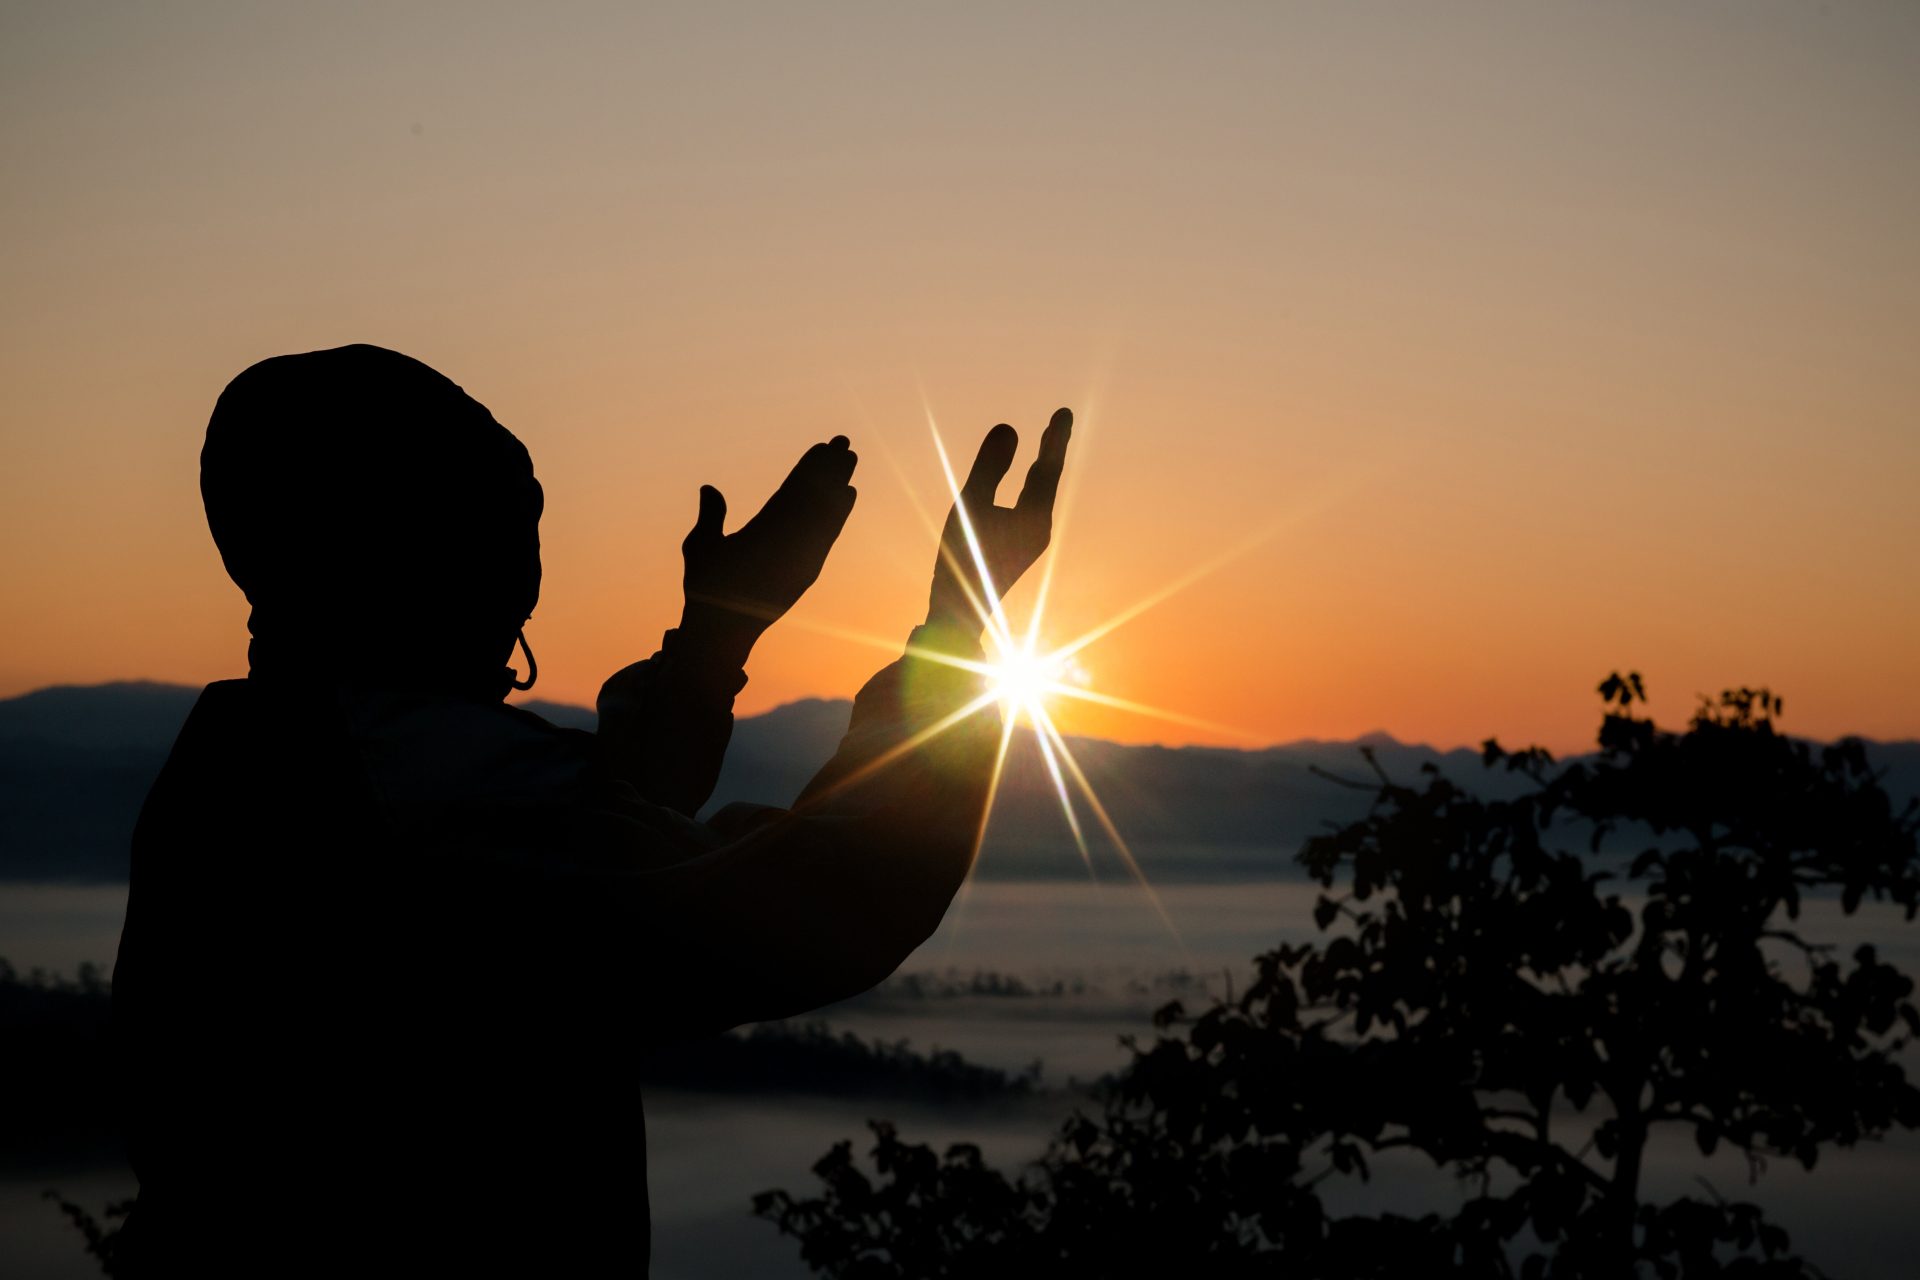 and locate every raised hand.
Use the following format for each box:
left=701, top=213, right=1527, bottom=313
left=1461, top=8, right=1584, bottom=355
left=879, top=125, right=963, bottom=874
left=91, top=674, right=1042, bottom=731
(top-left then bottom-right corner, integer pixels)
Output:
left=681, top=436, right=858, bottom=665
left=926, top=409, right=1073, bottom=634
